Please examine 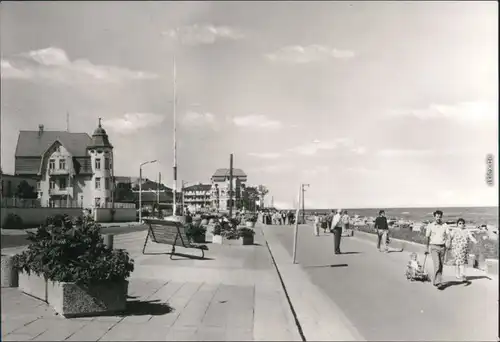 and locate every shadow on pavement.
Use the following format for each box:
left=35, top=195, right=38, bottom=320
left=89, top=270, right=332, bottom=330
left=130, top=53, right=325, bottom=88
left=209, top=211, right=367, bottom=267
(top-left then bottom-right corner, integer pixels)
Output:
left=121, top=299, right=173, bottom=316
left=387, top=249, right=405, bottom=253
left=440, top=280, right=472, bottom=290
left=142, top=252, right=214, bottom=260
left=466, top=275, right=492, bottom=281
left=305, top=263, right=348, bottom=269
left=339, top=251, right=361, bottom=255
